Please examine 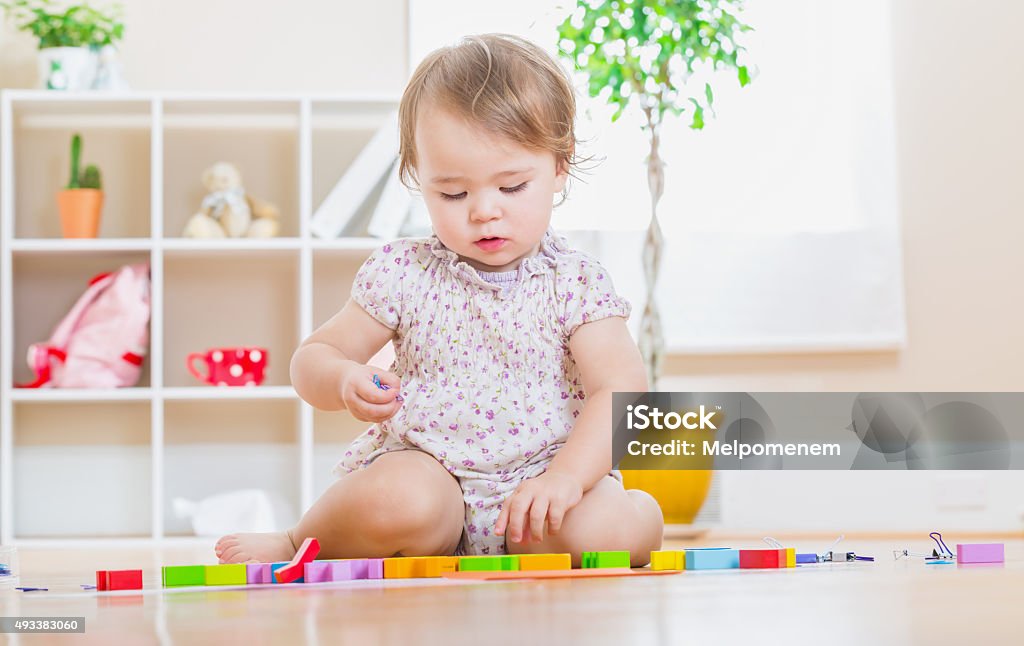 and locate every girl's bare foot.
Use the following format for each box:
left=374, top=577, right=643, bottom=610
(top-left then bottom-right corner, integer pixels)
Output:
left=215, top=530, right=297, bottom=564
